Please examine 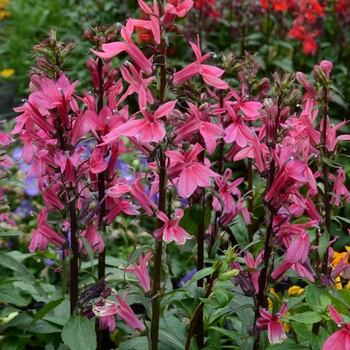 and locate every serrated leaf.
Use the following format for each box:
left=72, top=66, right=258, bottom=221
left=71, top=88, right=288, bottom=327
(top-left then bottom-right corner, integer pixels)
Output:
left=305, top=284, right=329, bottom=312
left=62, top=315, right=96, bottom=350
left=25, top=298, right=65, bottom=332
left=291, top=321, right=312, bottom=340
